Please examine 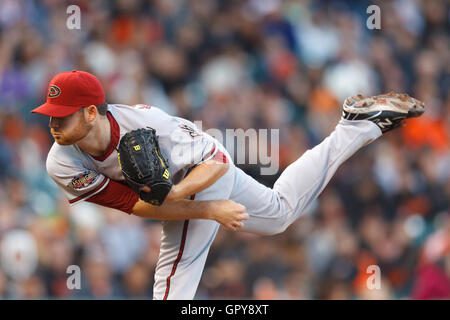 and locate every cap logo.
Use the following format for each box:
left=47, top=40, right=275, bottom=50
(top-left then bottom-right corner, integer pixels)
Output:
left=48, top=85, right=61, bottom=98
